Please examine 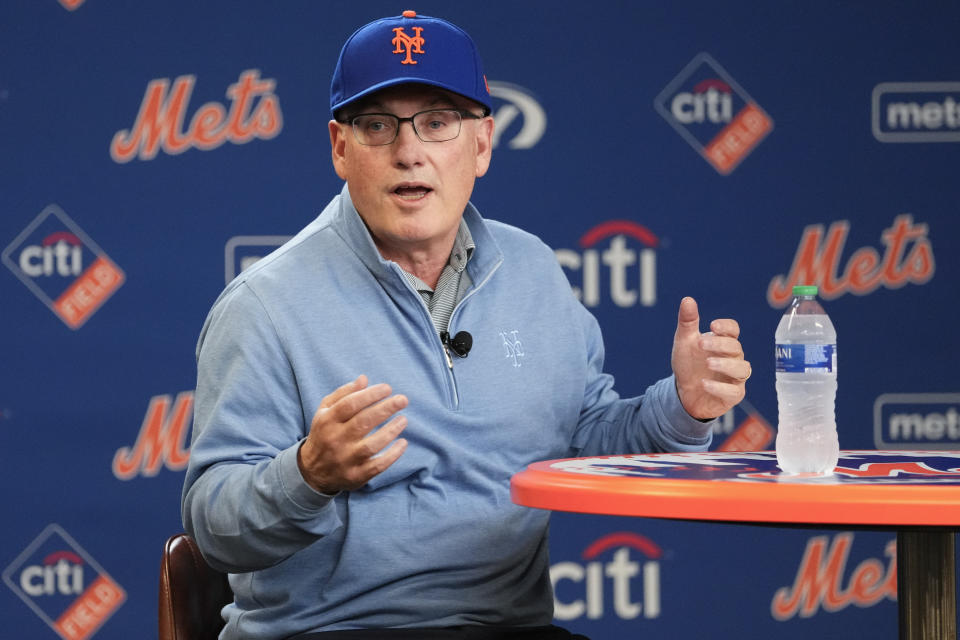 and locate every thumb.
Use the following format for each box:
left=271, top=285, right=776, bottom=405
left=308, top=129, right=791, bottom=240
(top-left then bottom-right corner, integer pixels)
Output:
left=675, top=296, right=701, bottom=339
